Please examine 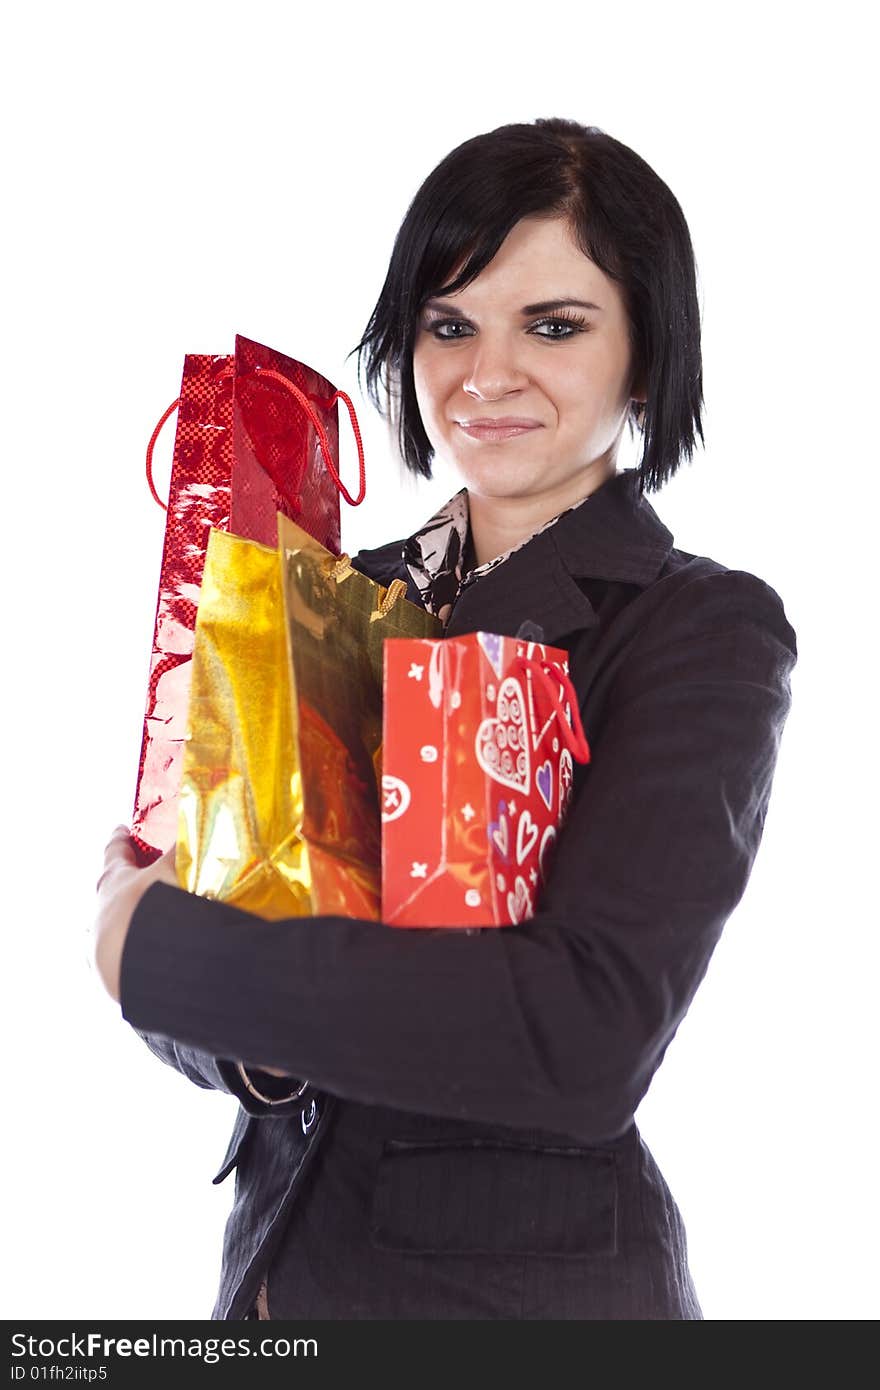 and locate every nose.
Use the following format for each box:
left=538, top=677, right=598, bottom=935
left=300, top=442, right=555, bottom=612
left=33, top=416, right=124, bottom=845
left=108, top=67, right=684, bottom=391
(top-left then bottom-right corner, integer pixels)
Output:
left=461, top=336, right=529, bottom=401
